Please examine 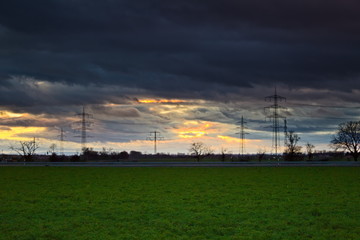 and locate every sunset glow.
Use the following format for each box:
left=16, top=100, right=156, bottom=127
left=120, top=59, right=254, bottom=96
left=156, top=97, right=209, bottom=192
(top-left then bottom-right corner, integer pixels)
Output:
left=173, top=121, right=218, bottom=138
left=217, top=135, right=262, bottom=143
left=1, top=0, right=358, bottom=156
left=0, top=111, right=27, bottom=118
left=0, top=126, right=48, bottom=141
left=138, top=99, right=187, bottom=104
